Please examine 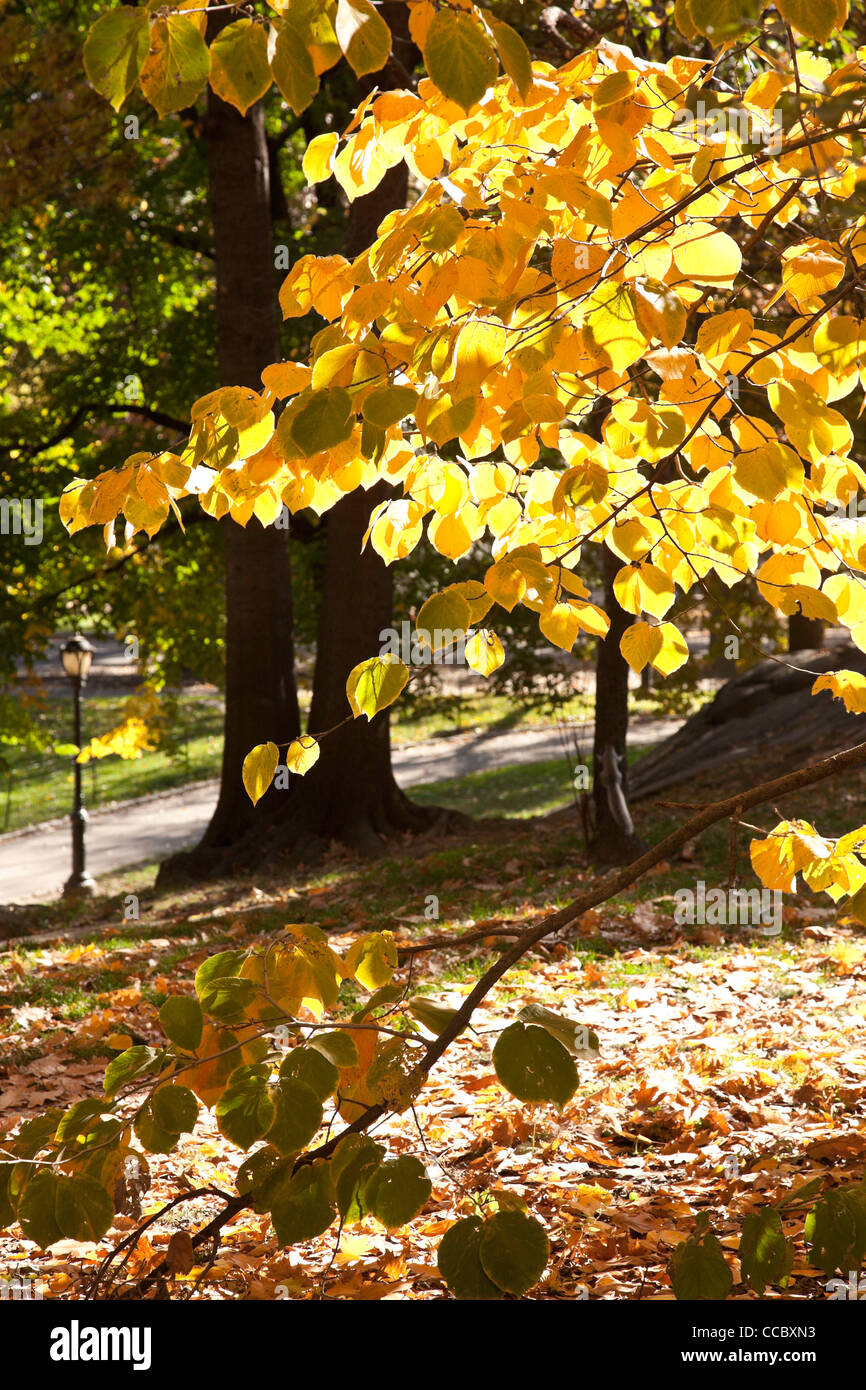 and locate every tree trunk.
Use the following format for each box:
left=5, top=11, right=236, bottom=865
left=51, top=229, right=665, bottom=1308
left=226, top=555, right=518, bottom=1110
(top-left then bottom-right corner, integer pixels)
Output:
left=591, top=546, right=645, bottom=863
left=245, top=6, right=447, bottom=857
left=788, top=612, right=826, bottom=653
left=158, top=23, right=299, bottom=882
